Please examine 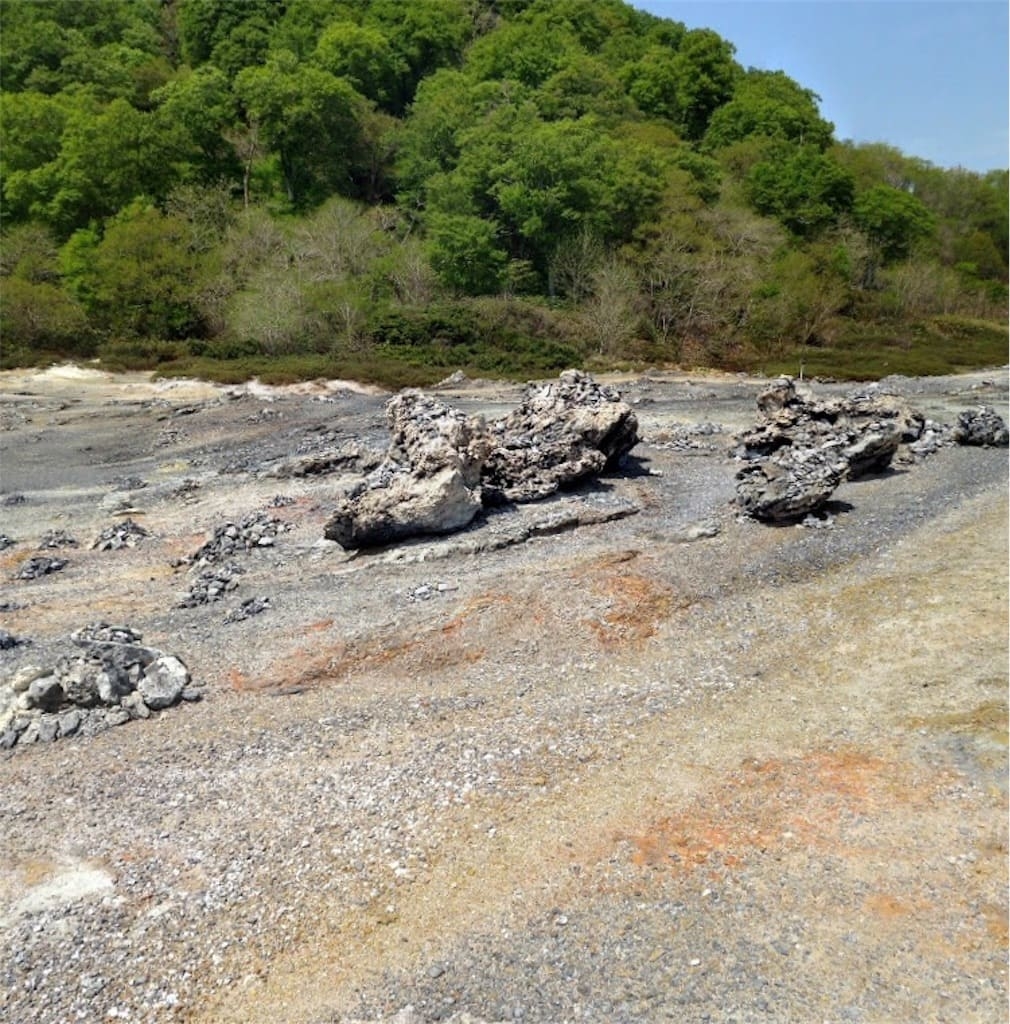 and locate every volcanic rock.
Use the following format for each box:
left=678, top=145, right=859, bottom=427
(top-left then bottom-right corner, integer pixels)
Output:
left=953, top=406, right=1009, bottom=447
left=324, top=392, right=489, bottom=549
left=481, top=370, right=639, bottom=504
left=735, top=444, right=849, bottom=522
